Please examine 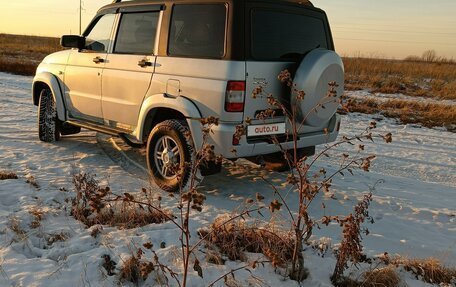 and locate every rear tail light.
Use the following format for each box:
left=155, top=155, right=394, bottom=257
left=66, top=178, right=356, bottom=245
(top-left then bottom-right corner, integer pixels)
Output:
left=225, top=81, right=245, bottom=112
left=232, top=134, right=240, bottom=145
